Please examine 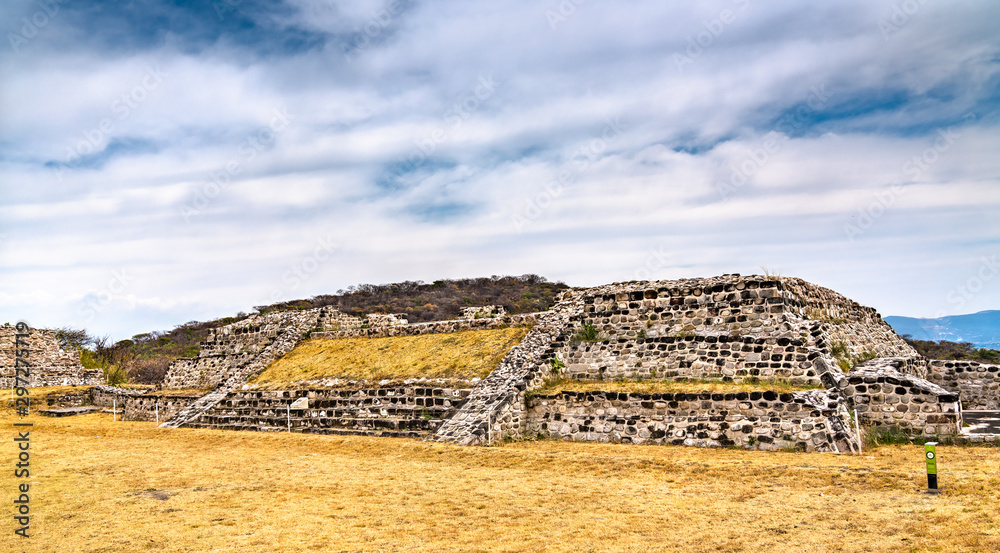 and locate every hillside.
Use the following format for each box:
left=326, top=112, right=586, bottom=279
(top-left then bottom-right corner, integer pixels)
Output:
left=902, top=338, right=999, bottom=363
left=96, top=275, right=567, bottom=384
left=886, top=310, right=1000, bottom=349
